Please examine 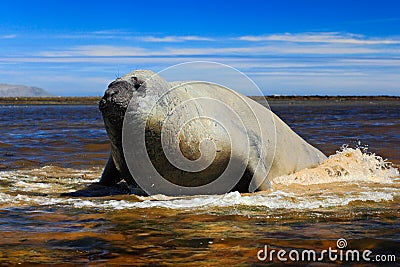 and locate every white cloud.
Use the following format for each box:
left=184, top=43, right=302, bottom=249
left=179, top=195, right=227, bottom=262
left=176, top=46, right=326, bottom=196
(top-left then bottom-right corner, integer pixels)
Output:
left=1, top=34, right=17, bottom=39
left=339, top=58, right=400, bottom=66
left=238, top=32, right=400, bottom=45
left=55, top=31, right=214, bottom=42
left=40, top=45, right=148, bottom=57
left=56, top=29, right=133, bottom=39
left=247, top=70, right=367, bottom=77
left=2, top=31, right=400, bottom=95
left=54, top=30, right=400, bottom=45
left=137, top=35, right=214, bottom=42
left=2, top=54, right=399, bottom=95
left=90, top=29, right=130, bottom=35
left=36, top=42, right=392, bottom=59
